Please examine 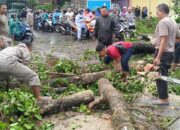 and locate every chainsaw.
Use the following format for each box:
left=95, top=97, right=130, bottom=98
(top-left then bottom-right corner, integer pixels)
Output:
left=137, top=64, right=180, bottom=85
